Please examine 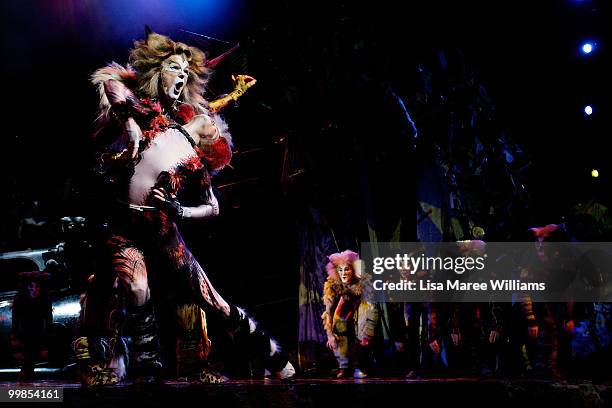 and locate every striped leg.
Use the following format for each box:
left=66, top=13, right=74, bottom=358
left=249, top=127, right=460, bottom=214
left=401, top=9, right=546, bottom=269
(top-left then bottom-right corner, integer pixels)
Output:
left=112, top=244, right=162, bottom=382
